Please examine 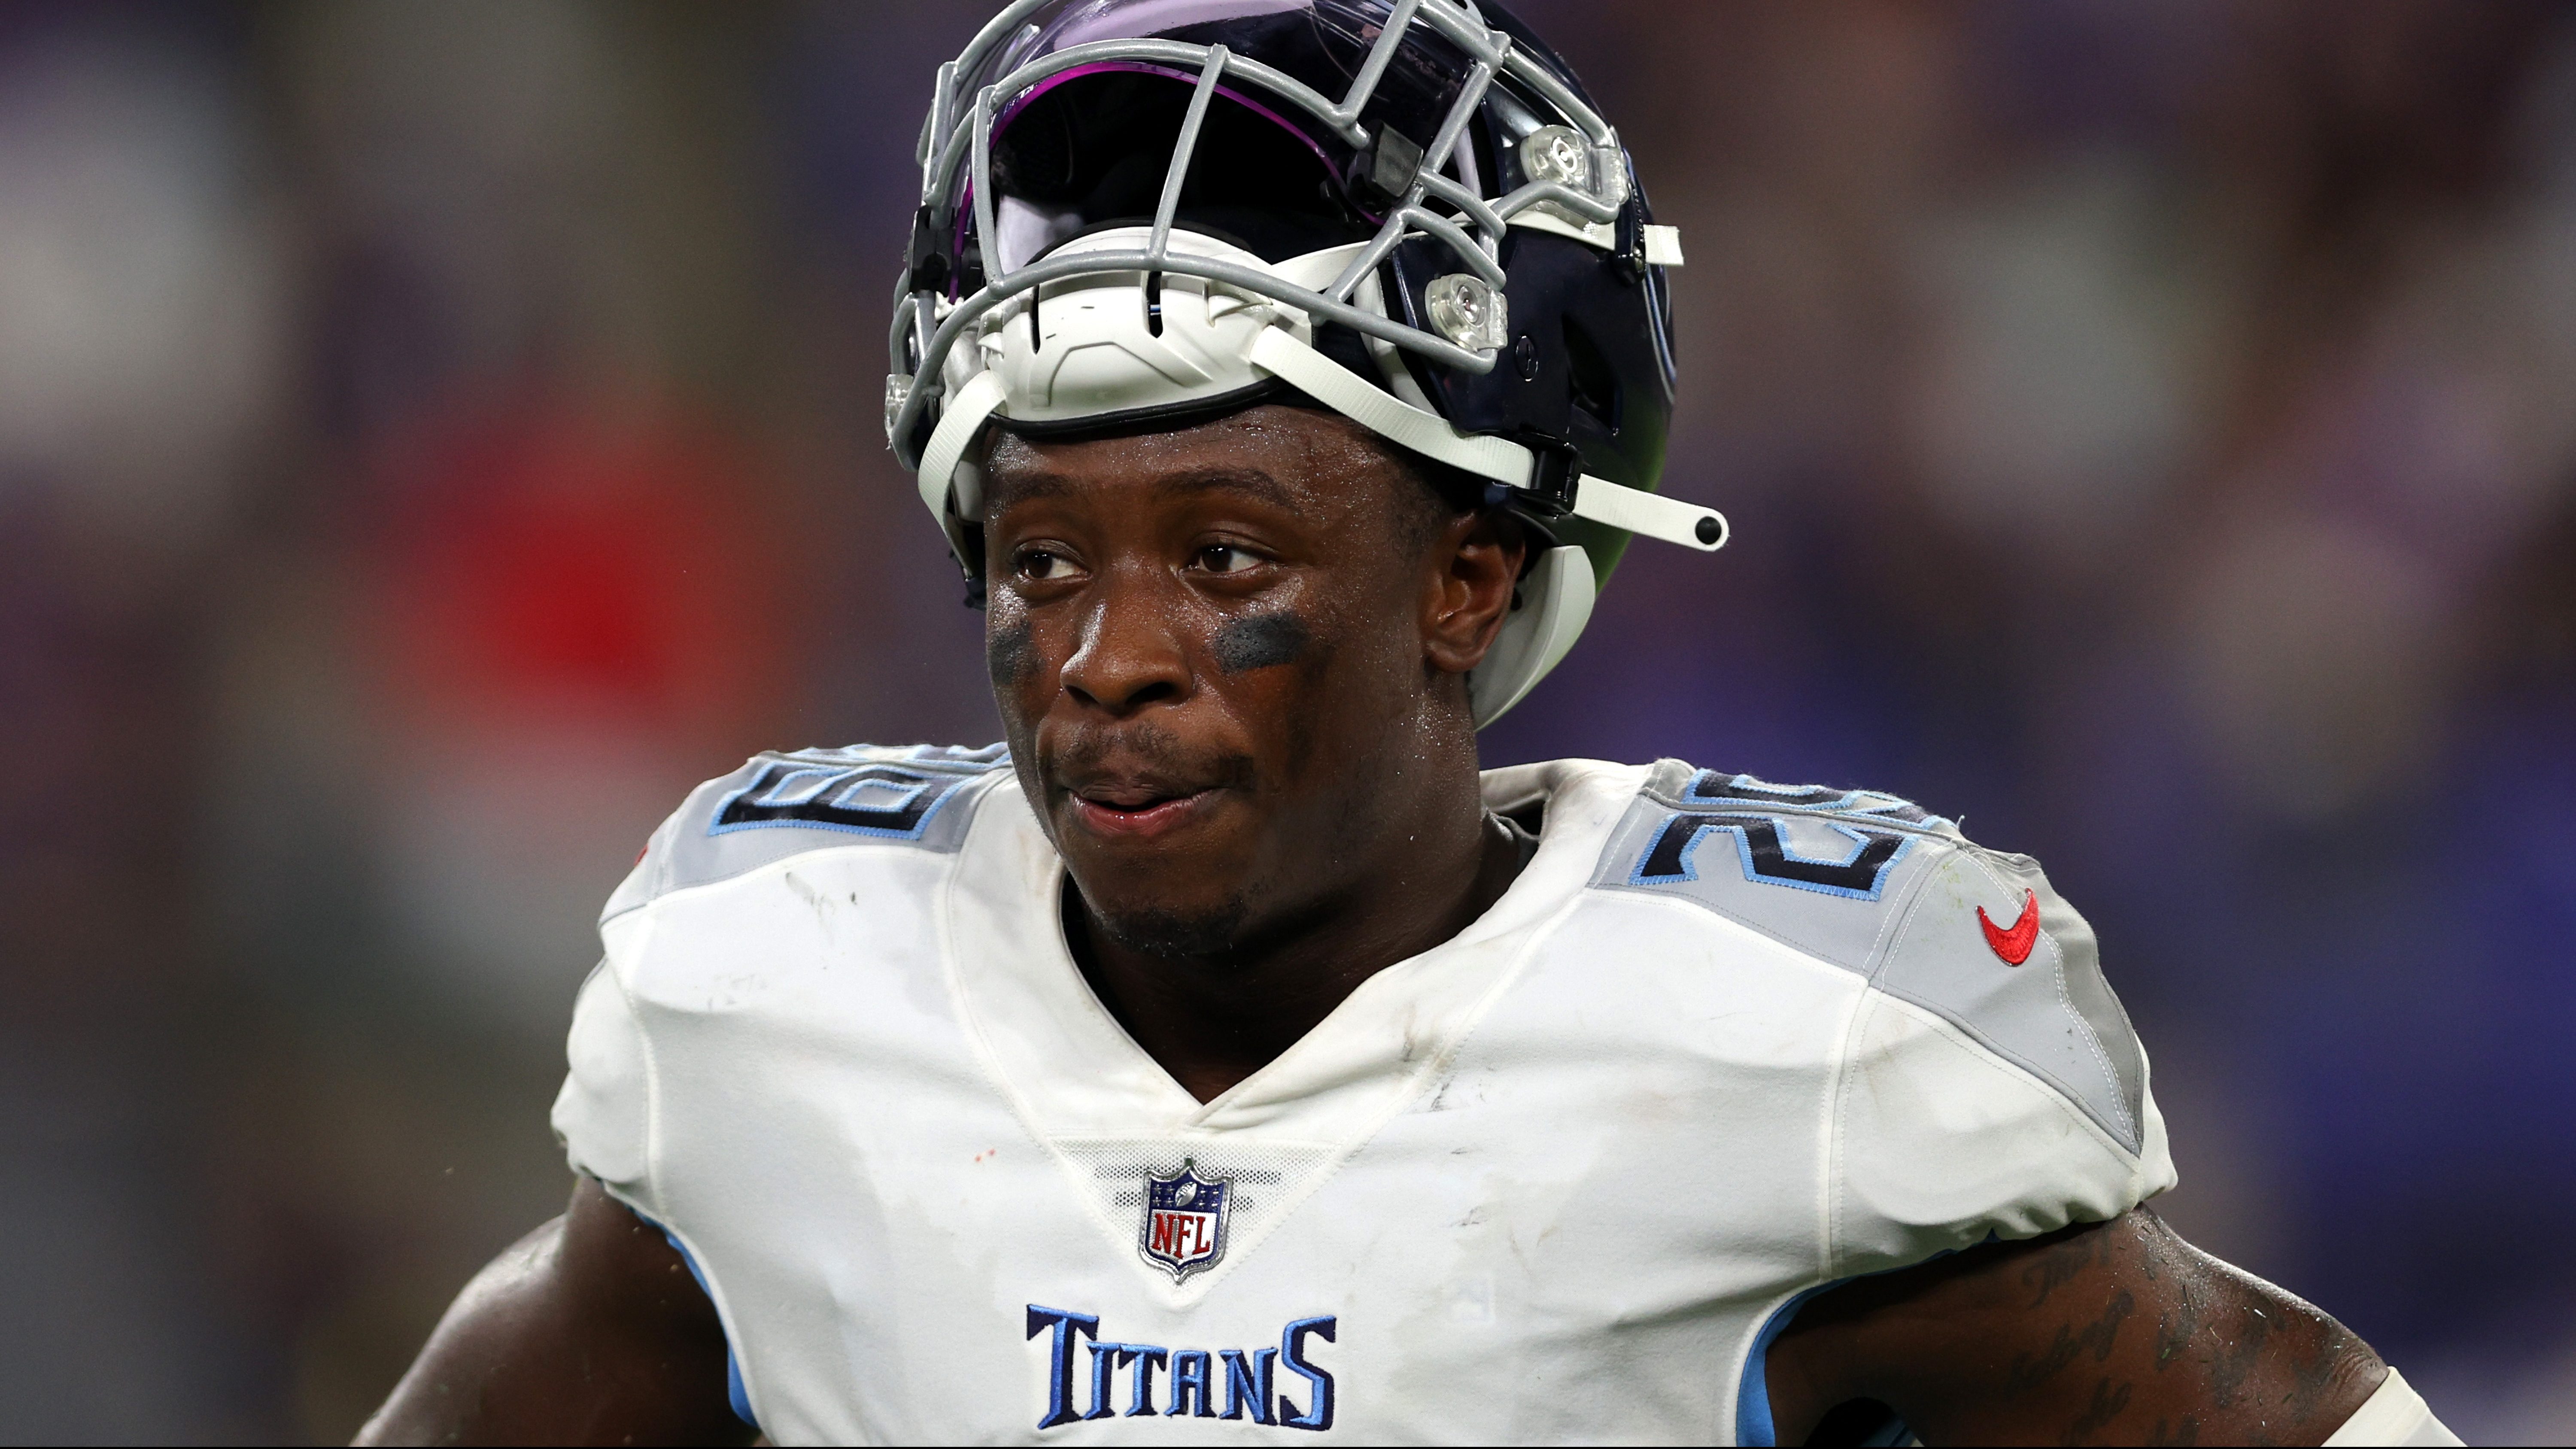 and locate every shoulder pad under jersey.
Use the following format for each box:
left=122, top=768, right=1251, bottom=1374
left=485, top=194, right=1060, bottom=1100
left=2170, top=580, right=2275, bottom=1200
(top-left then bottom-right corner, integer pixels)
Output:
left=1589, top=760, right=2148, bottom=1154
left=600, top=742, right=1012, bottom=924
